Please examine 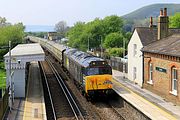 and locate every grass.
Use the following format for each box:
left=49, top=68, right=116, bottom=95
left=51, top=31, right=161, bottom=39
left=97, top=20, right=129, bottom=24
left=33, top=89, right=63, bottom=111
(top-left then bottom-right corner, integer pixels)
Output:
left=0, top=61, right=6, bottom=88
